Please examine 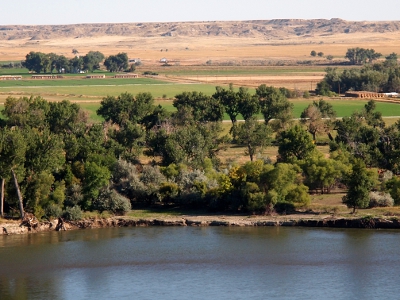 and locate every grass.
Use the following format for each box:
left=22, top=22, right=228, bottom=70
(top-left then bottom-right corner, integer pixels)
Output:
left=0, top=77, right=169, bottom=87
left=291, top=99, right=400, bottom=118
left=0, top=83, right=220, bottom=99
left=2, top=98, right=400, bottom=124
left=152, top=65, right=329, bottom=76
